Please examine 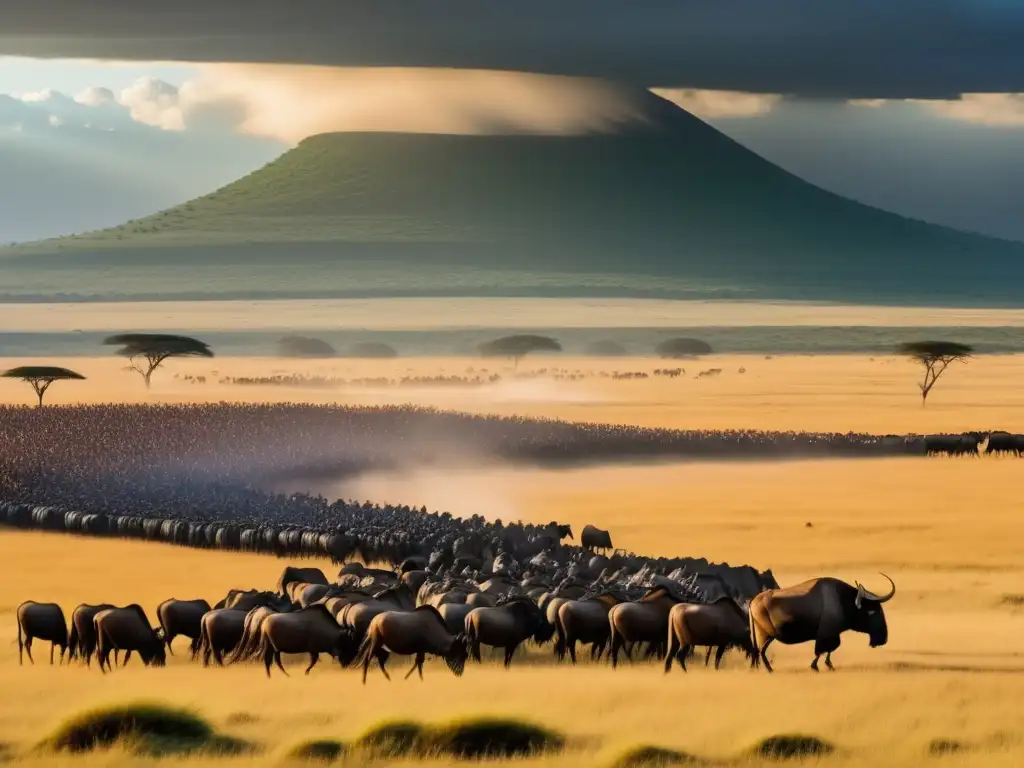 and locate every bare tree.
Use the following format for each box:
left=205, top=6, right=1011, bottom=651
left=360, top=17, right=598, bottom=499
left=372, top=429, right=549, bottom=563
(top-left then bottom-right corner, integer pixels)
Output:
left=898, top=341, right=973, bottom=405
left=103, top=334, right=214, bottom=388
left=1, top=365, right=85, bottom=407
left=478, top=334, right=561, bottom=367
